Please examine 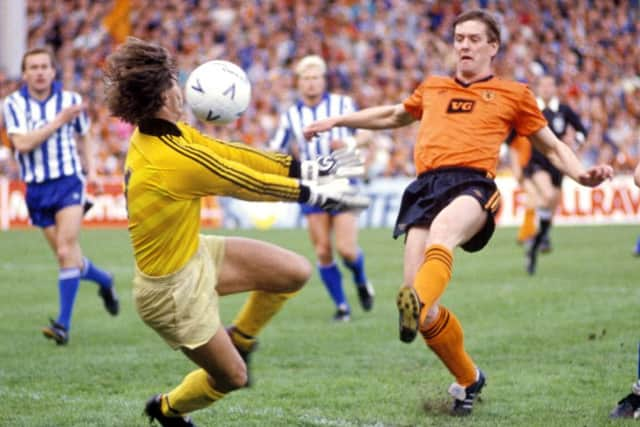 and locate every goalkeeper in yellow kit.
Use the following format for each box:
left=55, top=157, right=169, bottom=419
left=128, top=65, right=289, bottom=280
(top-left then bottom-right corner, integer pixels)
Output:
left=104, top=38, right=368, bottom=427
